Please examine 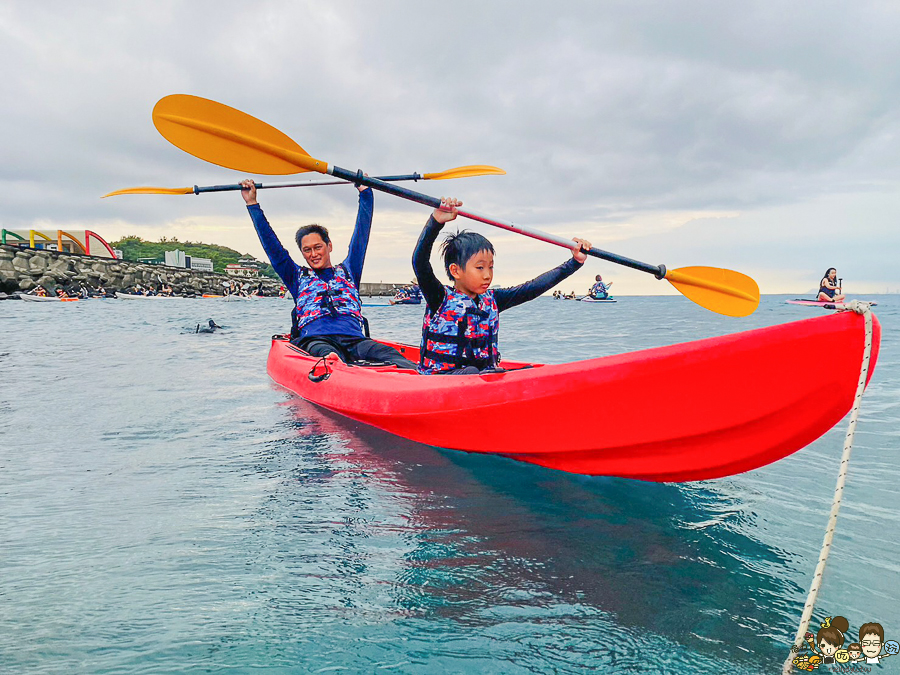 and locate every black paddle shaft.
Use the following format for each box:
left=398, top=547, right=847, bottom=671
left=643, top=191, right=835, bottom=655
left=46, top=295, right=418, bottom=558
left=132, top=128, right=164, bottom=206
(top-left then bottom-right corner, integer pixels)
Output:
left=194, top=173, right=424, bottom=194
left=330, top=165, right=666, bottom=279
